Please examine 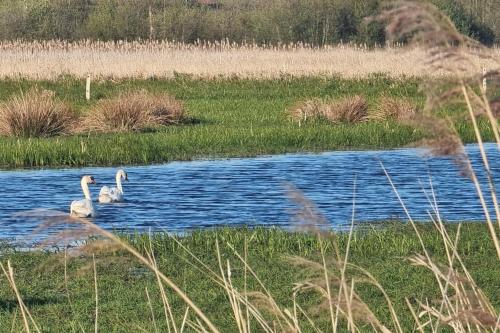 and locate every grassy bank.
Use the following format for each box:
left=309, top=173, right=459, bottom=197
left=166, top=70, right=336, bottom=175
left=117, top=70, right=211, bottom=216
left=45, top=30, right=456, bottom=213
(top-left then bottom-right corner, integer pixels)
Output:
left=0, top=222, right=497, bottom=332
left=0, top=76, right=494, bottom=168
